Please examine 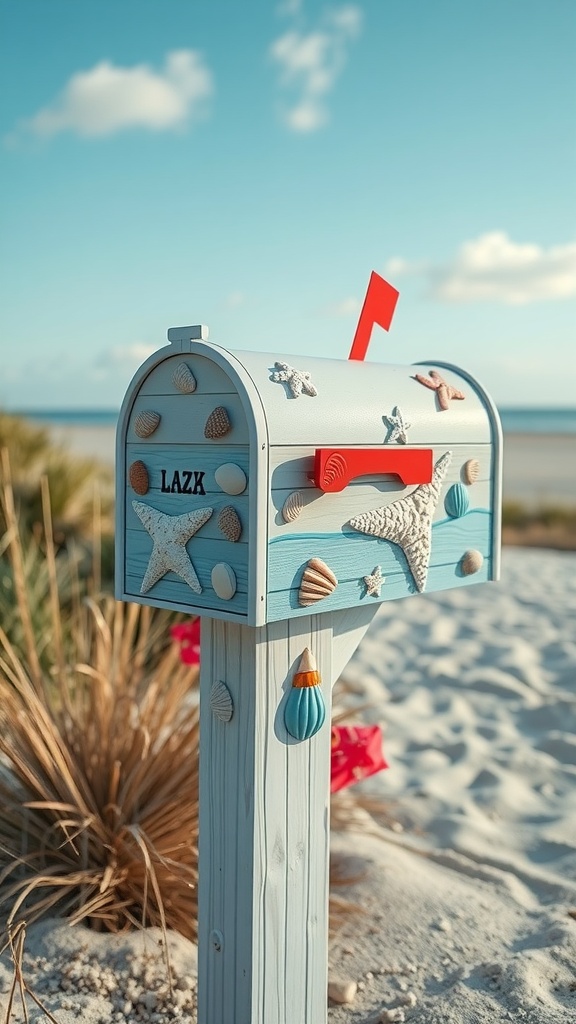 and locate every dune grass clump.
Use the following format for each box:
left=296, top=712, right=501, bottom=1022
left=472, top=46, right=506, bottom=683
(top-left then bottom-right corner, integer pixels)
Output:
left=0, top=452, right=200, bottom=944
